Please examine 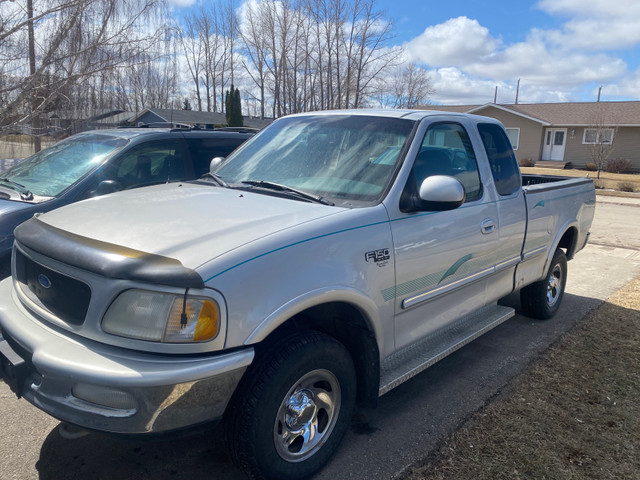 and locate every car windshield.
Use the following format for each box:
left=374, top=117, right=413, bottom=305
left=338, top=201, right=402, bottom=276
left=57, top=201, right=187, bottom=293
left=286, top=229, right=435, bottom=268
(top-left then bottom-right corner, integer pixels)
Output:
left=214, top=114, right=415, bottom=205
left=1, top=133, right=129, bottom=197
